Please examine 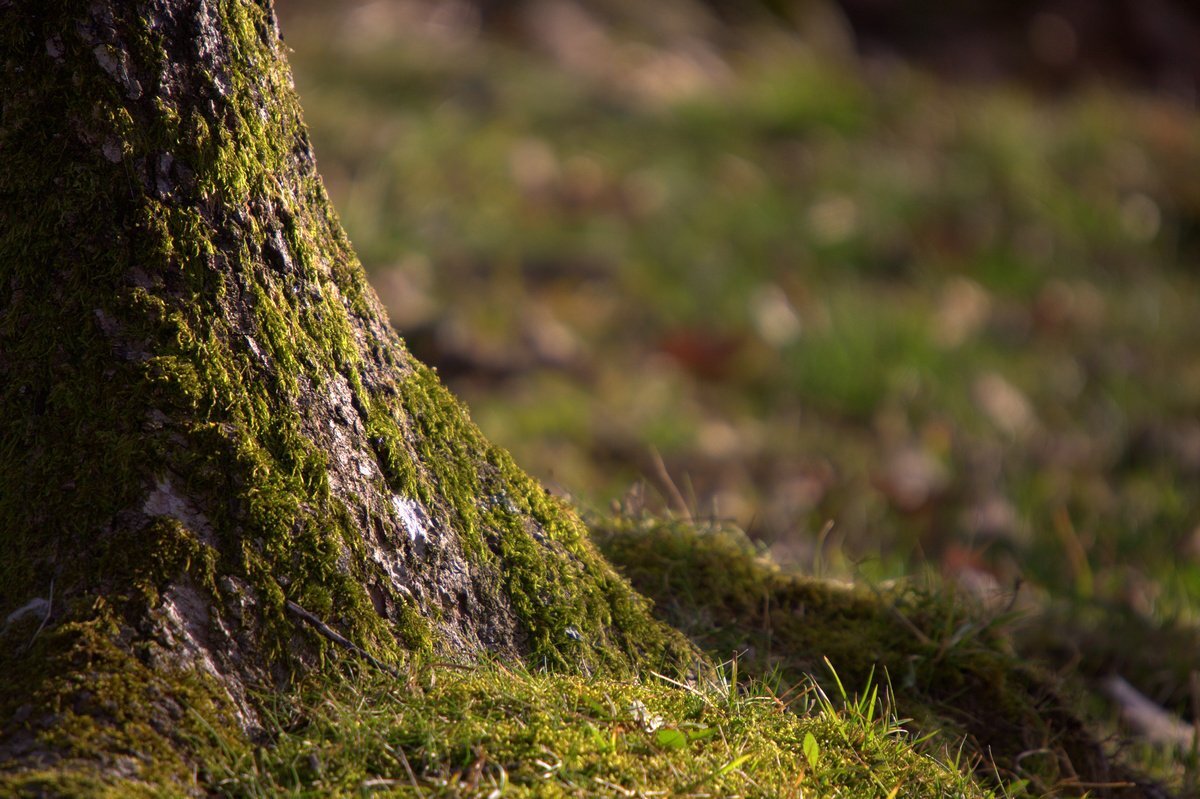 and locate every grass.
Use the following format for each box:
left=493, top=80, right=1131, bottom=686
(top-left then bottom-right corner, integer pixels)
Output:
left=277, top=1, right=1200, bottom=598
